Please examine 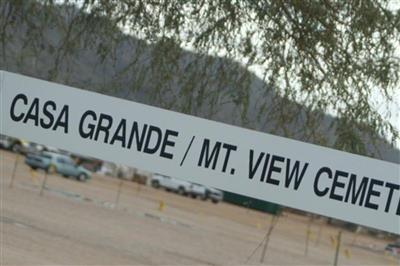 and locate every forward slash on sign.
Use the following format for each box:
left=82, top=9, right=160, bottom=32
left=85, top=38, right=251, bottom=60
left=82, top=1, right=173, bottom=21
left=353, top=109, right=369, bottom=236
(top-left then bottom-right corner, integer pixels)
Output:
left=180, top=136, right=195, bottom=166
